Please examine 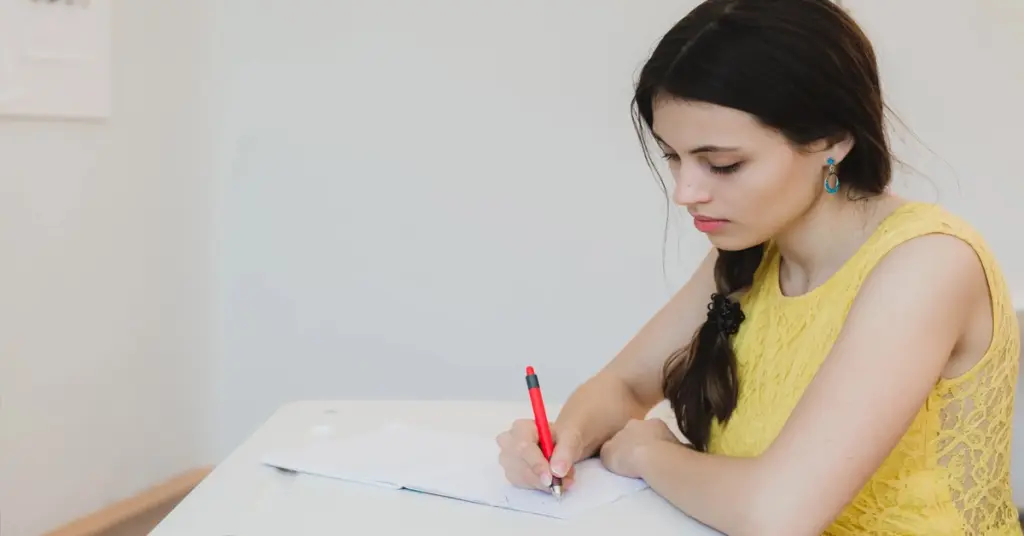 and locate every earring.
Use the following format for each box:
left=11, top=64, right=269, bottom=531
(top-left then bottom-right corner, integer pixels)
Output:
left=824, top=157, right=840, bottom=194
